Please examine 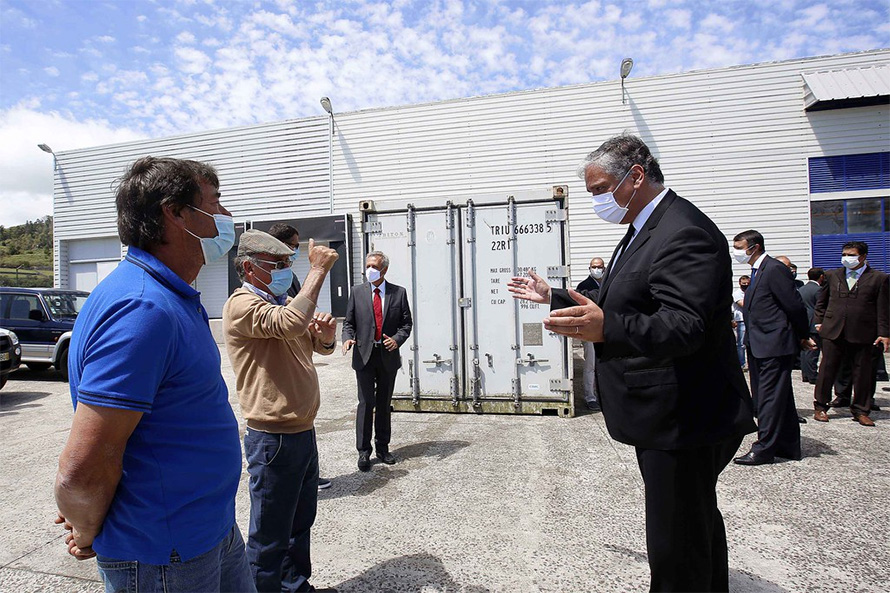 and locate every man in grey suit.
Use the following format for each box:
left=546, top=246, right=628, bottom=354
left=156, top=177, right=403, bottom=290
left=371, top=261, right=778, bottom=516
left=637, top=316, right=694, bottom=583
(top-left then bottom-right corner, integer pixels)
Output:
left=342, top=251, right=413, bottom=471
left=798, top=268, right=825, bottom=384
